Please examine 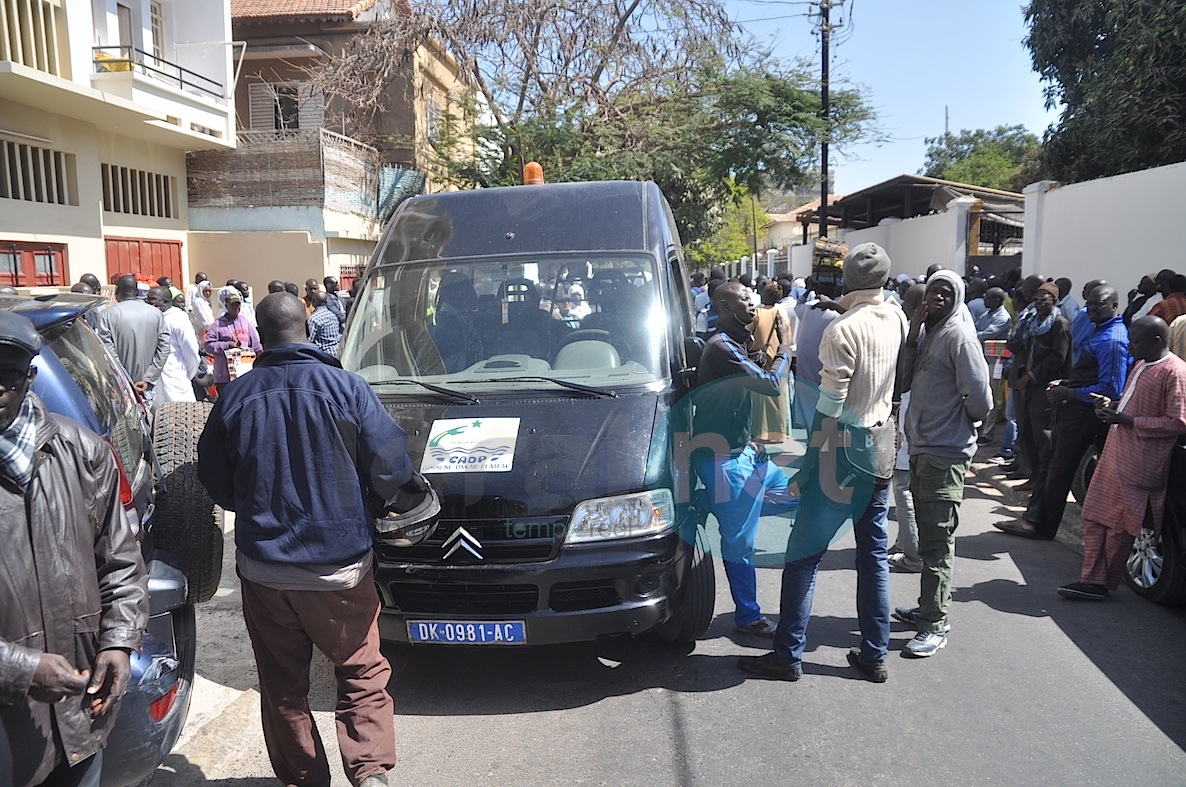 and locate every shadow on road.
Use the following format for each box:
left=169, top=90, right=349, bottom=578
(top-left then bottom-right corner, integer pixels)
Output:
left=147, top=754, right=274, bottom=786
left=954, top=529, right=1186, bottom=751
